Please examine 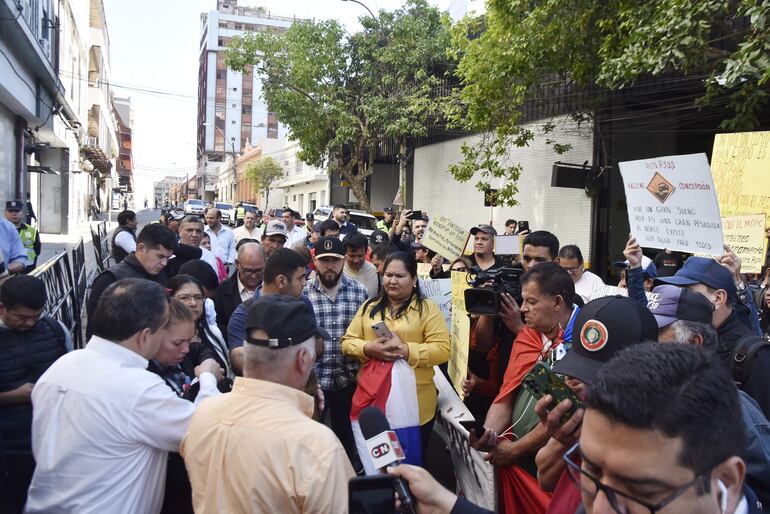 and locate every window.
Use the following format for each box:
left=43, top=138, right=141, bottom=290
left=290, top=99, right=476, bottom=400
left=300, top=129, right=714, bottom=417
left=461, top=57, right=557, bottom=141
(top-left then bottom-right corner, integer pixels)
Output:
left=232, top=87, right=238, bottom=92
left=216, top=70, right=225, bottom=79
left=231, top=120, right=236, bottom=124
left=232, top=103, right=237, bottom=108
